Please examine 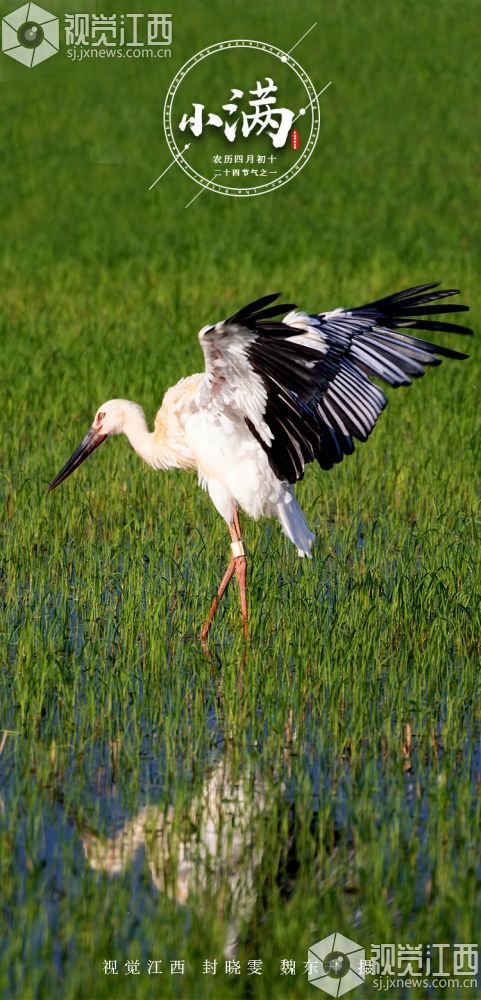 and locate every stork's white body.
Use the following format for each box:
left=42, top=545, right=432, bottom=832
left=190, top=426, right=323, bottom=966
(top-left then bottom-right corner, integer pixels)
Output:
left=140, top=373, right=314, bottom=556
